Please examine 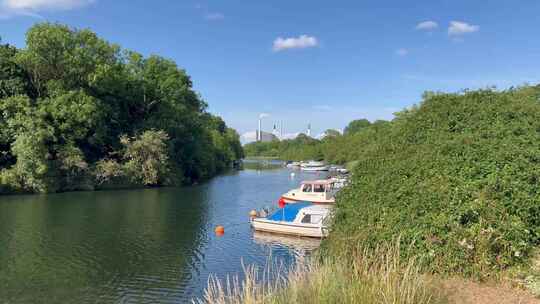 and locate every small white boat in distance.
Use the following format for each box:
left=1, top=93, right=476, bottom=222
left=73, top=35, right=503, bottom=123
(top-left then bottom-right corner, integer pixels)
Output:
left=281, top=180, right=338, bottom=204
left=286, top=161, right=301, bottom=168
left=300, top=161, right=329, bottom=172
left=251, top=203, right=332, bottom=238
